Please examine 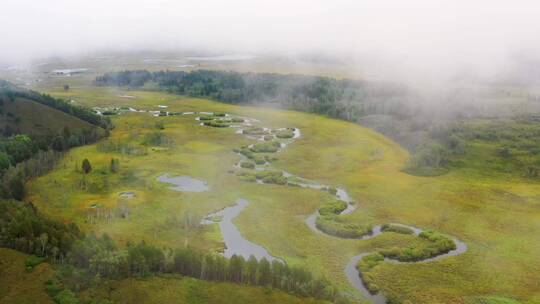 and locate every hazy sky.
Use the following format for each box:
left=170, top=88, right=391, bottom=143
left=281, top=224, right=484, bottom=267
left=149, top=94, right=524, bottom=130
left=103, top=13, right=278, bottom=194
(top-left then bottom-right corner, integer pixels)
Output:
left=1, top=0, right=539, bottom=79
